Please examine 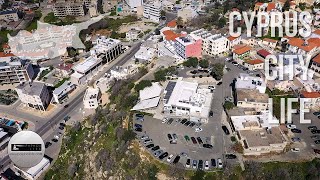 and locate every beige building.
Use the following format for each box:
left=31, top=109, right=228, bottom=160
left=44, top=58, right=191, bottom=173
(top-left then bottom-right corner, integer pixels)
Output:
left=83, top=87, right=101, bottom=109
left=236, top=89, right=269, bottom=111
left=53, top=3, right=85, bottom=17
left=238, top=127, right=288, bottom=156
left=0, top=10, right=19, bottom=22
